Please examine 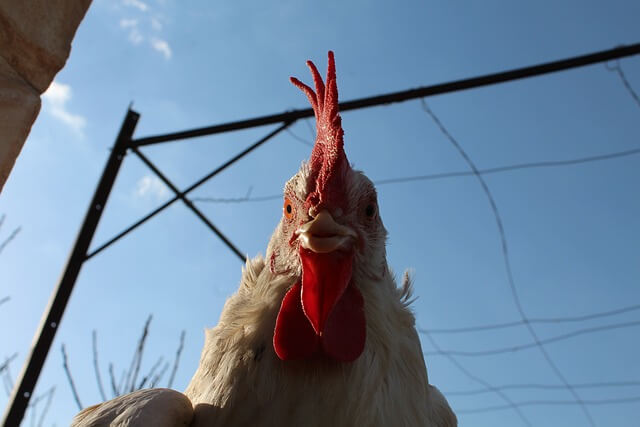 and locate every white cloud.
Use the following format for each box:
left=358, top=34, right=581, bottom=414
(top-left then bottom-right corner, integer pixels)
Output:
left=118, top=2, right=173, bottom=59
left=129, top=28, right=144, bottom=44
left=151, top=17, right=162, bottom=31
left=119, top=18, right=138, bottom=28
left=123, top=0, right=149, bottom=12
left=135, top=175, right=168, bottom=200
left=150, top=38, right=172, bottom=60
left=42, top=81, right=86, bottom=136
left=120, top=19, right=144, bottom=44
